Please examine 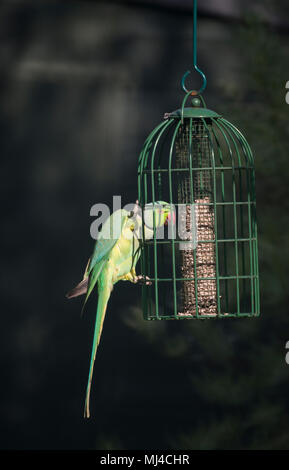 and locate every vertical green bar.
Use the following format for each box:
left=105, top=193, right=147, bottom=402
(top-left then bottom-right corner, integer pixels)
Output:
left=222, top=119, right=258, bottom=316
left=169, top=120, right=182, bottom=318
left=138, top=120, right=171, bottom=319
left=201, top=118, right=221, bottom=315
left=151, top=120, right=174, bottom=319
left=220, top=120, right=244, bottom=316
left=188, top=118, right=199, bottom=317
left=224, top=123, right=245, bottom=312
left=222, top=120, right=253, bottom=314
left=214, top=119, right=240, bottom=315
left=210, top=121, right=229, bottom=313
